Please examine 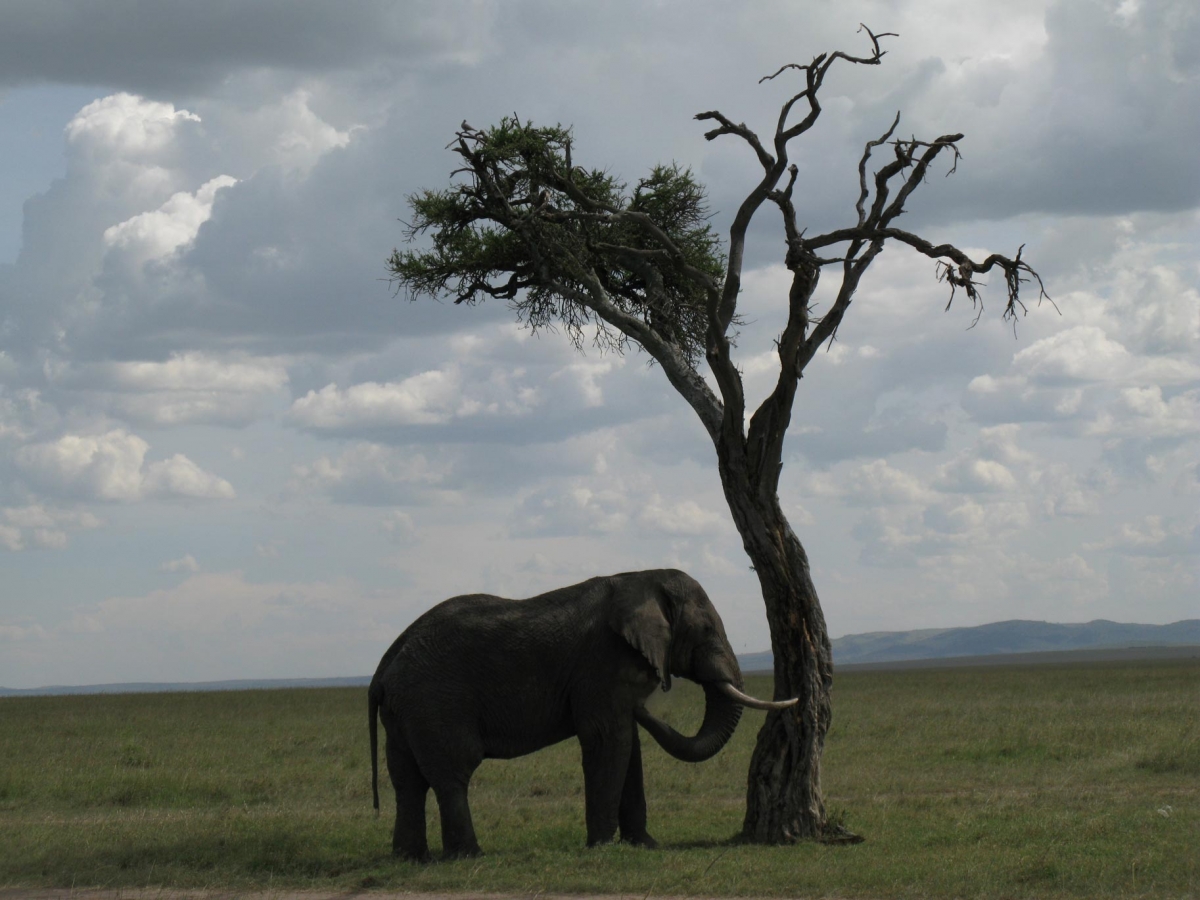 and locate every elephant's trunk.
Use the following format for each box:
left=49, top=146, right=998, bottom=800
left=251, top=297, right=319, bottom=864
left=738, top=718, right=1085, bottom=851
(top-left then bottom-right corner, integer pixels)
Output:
left=634, top=681, right=745, bottom=763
